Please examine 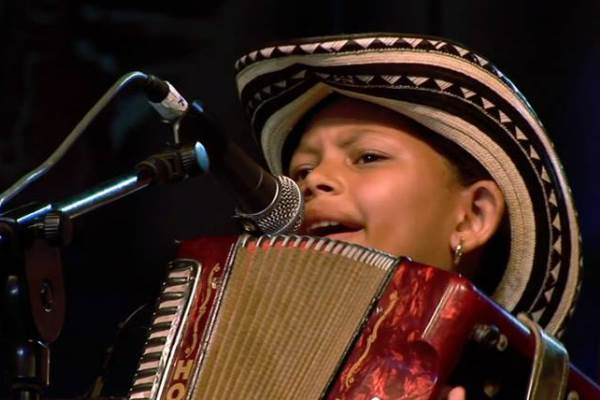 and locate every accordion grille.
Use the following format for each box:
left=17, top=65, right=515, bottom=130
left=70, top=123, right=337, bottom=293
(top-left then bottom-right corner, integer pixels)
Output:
left=191, top=237, right=397, bottom=399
